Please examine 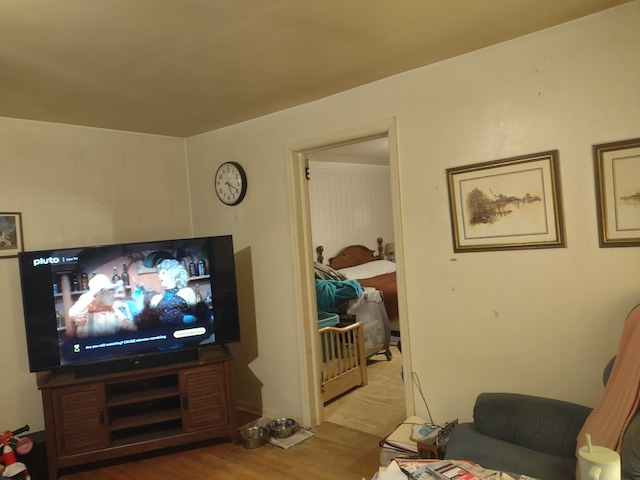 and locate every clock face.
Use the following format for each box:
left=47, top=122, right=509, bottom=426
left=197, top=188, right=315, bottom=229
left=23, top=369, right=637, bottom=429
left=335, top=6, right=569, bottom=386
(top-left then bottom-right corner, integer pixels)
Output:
left=215, top=162, right=247, bottom=205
